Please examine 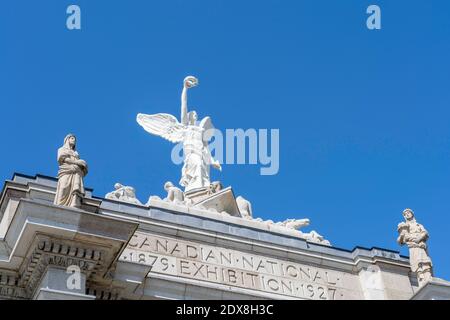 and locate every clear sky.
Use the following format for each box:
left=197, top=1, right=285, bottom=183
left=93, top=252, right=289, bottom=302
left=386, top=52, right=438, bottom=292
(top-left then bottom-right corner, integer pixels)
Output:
left=1, top=1, right=449, bottom=280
